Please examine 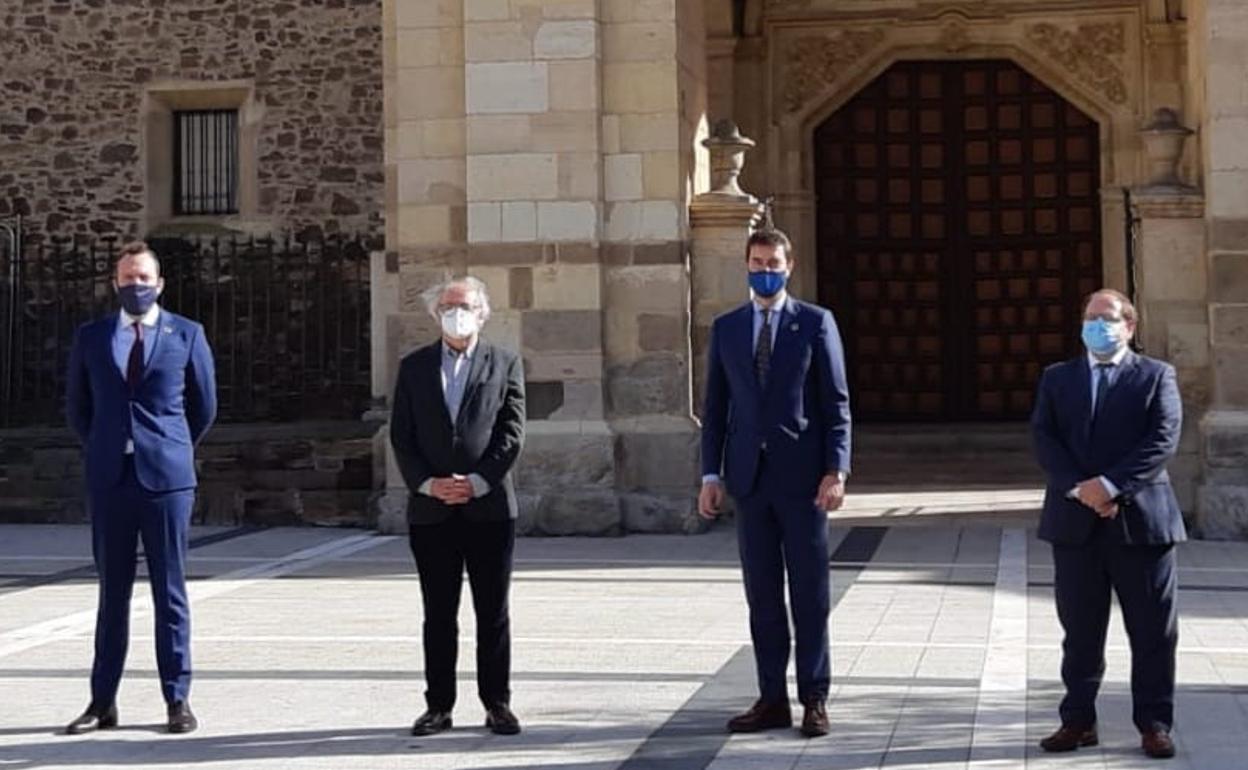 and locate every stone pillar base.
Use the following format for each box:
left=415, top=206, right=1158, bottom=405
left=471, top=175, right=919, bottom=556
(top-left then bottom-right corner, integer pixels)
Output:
left=1197, top=410, right=1248, bottom=539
